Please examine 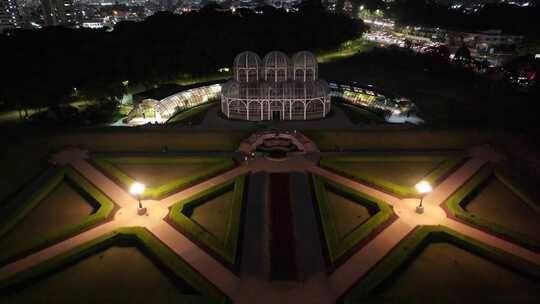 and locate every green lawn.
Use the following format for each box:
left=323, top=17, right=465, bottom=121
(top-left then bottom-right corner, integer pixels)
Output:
left=304, top=129, right=523, bottom=152
left=464, top=177, right=540, bottom=242
left=373, top=242, right=540, bottom=303
left=446, top=166, right=540, bottom=250
left=343, top=226, right=540, bottom=304
left=188, top=190, right=234, bottom=242
left=326, top=190, right=372, bottom=239
left=316, top=38, right=376, bottom=64
left=0, top=227, right=228, bottom=304
left=0, top=101, right=97, bottom=125
left=312, top=175, right=393, bottom=267
left=2, top=246, right=196, bottom=303
left=0, top=167, right=115, bottom=264
left=93, top=156, right=235, bottom=199
left=0, top=130, right=249, bottom=206
left=169, top=175, right=245, bottom=267
left=320, top=154, right=463, bottom=197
